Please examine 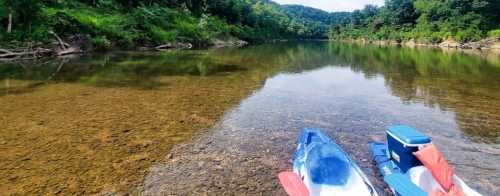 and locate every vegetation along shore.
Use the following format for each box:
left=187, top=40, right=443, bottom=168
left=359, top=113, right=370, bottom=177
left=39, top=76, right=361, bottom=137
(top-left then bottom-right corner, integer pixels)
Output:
left=0, top=0, right=499, bottom=58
